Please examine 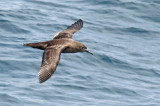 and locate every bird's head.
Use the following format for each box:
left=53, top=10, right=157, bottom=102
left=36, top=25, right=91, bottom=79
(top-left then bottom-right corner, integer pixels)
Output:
left=76, top=42, right=93, bottom=55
